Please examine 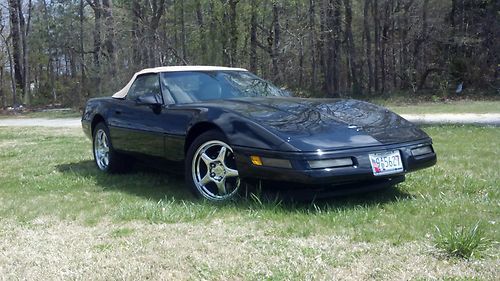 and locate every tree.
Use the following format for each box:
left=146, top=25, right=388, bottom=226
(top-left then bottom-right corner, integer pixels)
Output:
left=344, top=0, right=359, bottom=95
left=8, top=0, right=23, bottom=102
left=102, top=0, right=116, bottom=76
